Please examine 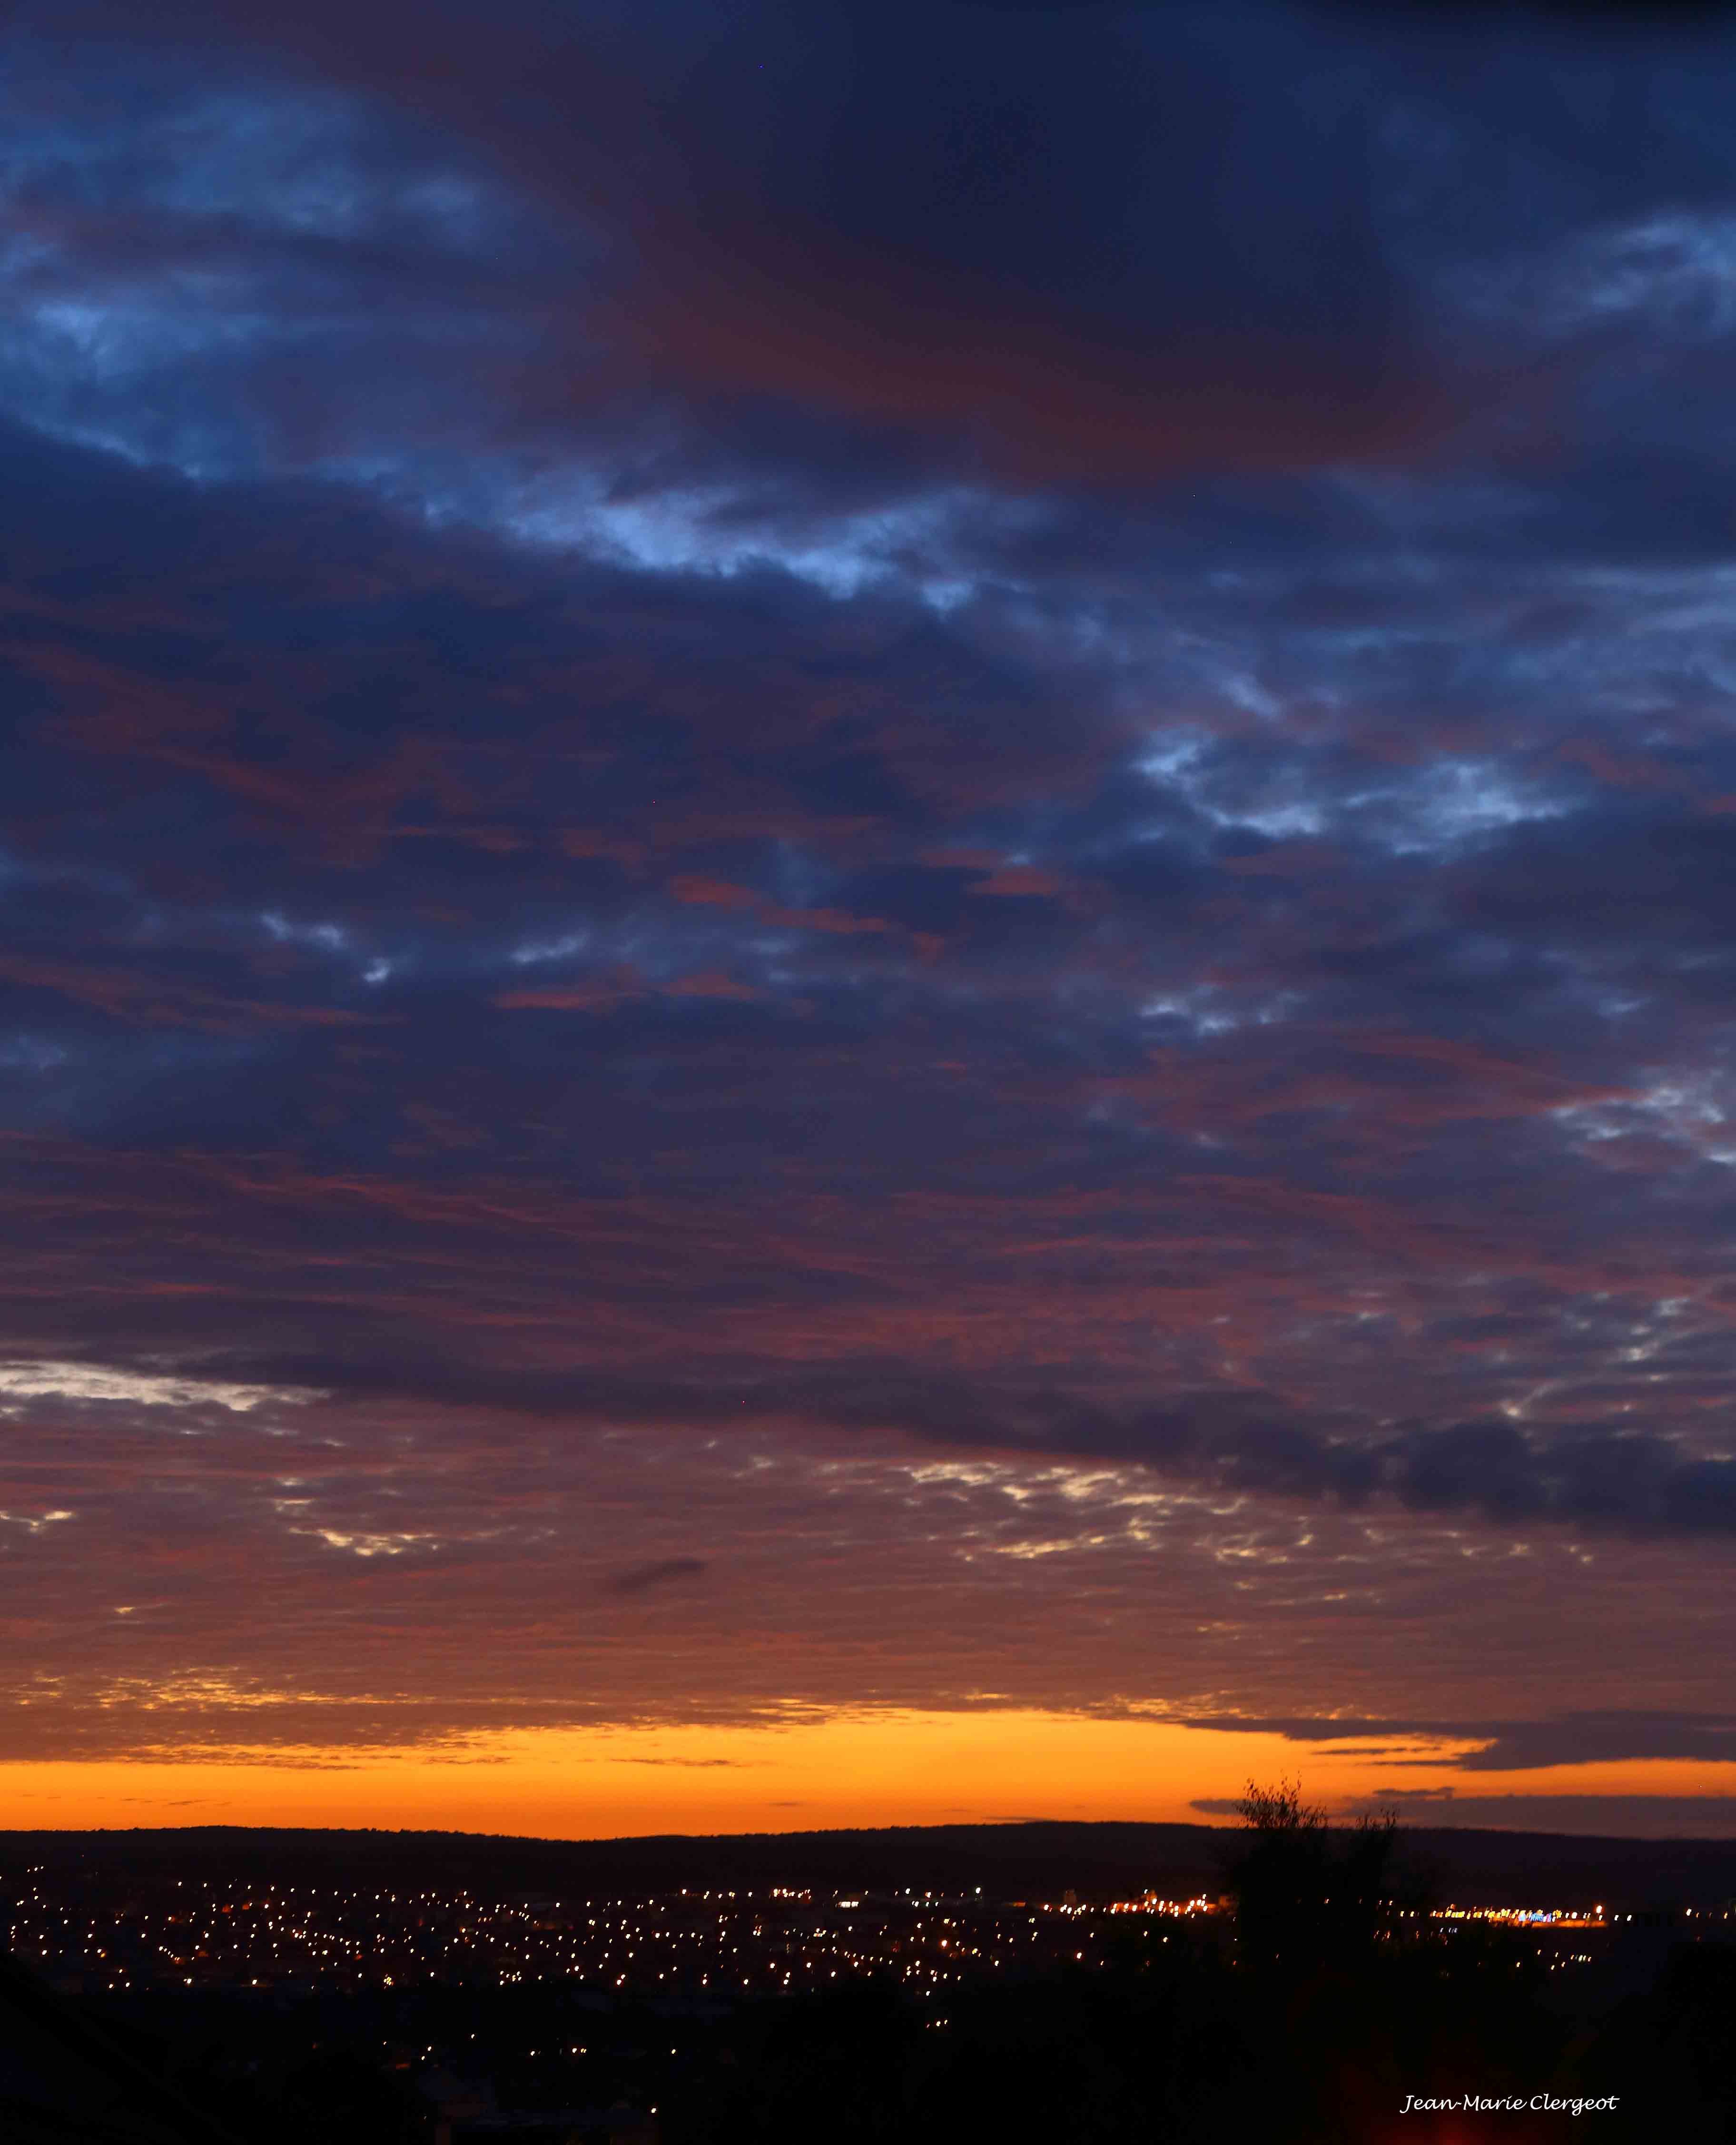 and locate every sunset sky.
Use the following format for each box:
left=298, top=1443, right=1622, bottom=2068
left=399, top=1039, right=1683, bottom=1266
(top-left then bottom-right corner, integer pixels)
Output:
left=3, top=0, right=1736, bottom=1841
